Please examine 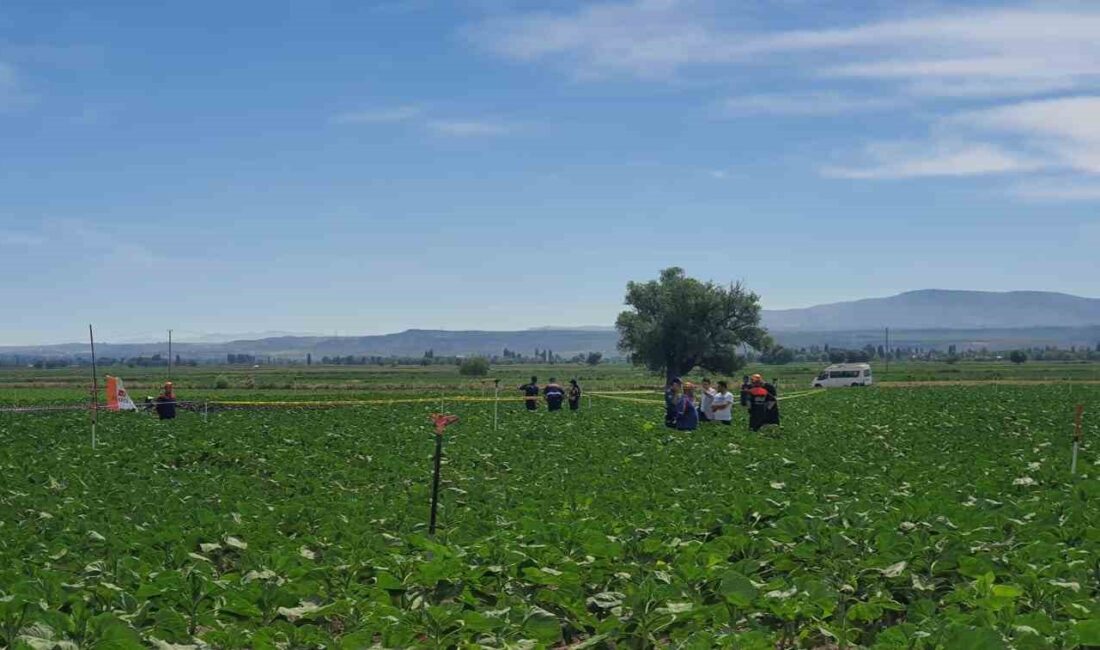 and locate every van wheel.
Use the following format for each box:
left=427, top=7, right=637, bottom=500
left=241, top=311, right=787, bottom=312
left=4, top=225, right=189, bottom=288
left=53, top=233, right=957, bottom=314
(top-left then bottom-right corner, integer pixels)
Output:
left=851, top=383, right=861, bottom=387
